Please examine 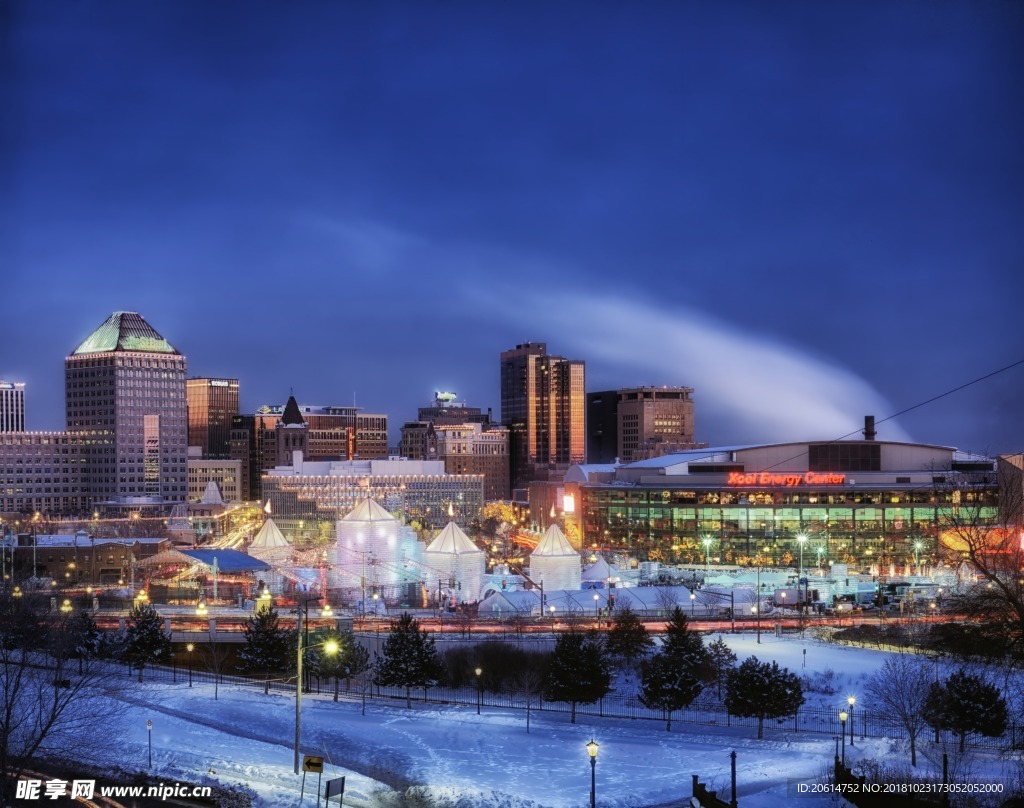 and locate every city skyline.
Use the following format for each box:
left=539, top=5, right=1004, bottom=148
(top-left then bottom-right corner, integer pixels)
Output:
left=4, top=2, right=1023, bottom=454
